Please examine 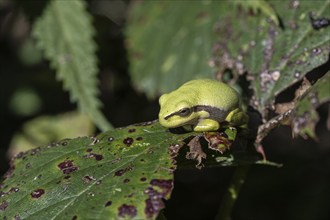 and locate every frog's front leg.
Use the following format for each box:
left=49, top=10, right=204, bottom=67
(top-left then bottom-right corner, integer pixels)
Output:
left=225, top=108, right=249, bottom=128
left=193, top=119, right=220, bottom=132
